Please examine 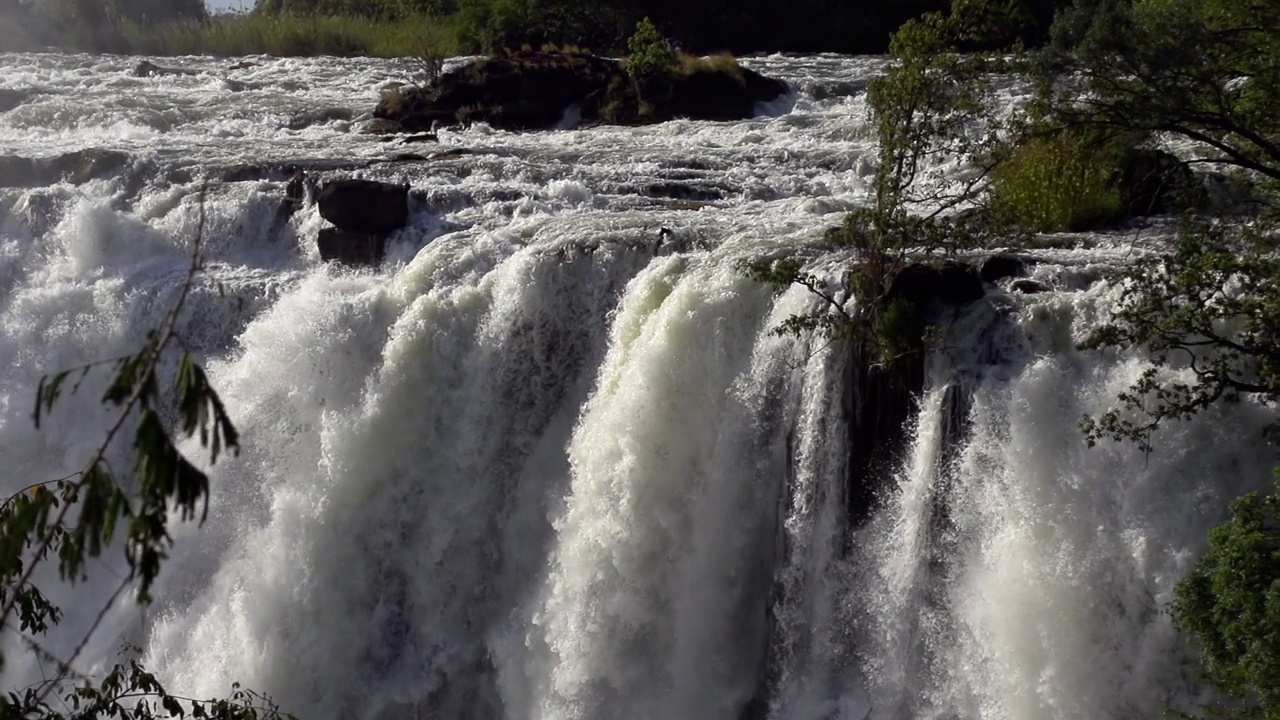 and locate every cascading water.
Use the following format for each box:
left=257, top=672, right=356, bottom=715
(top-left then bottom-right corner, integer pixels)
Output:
left=1, top=51, right=1275, bottom=720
